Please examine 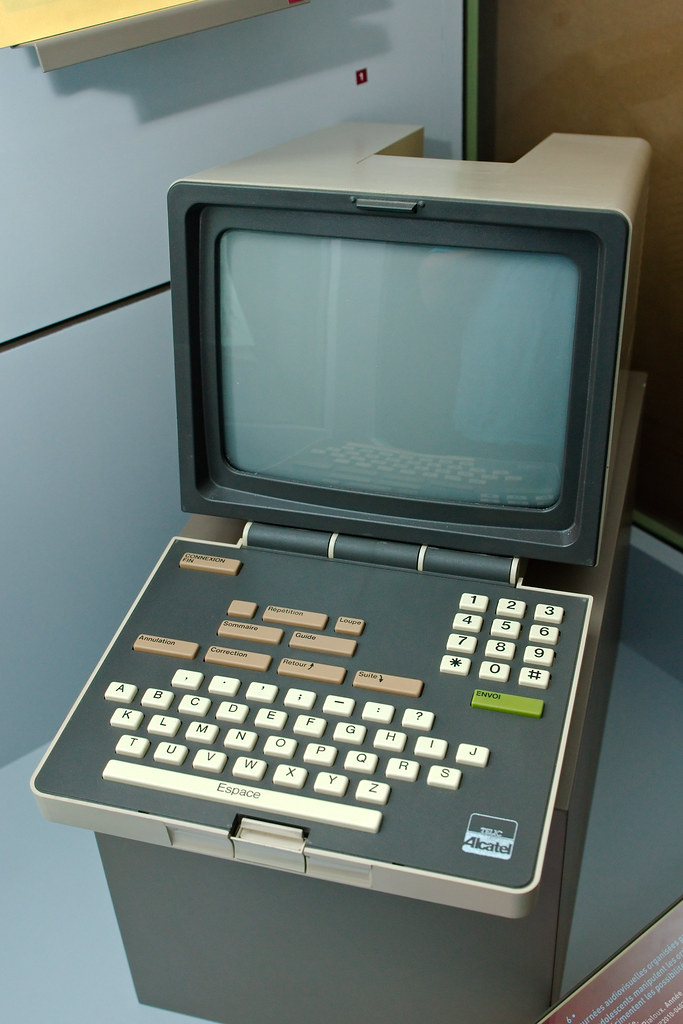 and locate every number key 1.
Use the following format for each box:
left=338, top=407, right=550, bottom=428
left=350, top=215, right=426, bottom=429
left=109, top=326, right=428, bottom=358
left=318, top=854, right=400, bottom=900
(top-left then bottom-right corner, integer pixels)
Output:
left=459, top=593, right=489, bottom=613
